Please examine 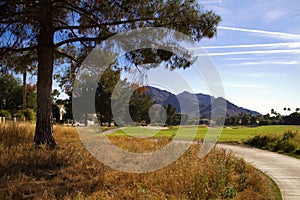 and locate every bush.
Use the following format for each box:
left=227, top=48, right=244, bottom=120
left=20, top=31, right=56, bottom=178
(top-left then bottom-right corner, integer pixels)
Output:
left=283, top=130, right=296, bottom=140
left=245, top=135, right=276, bottom=149
left=0, top=110, right=11, bottom=118
left=275, top=140, right=297, bottom=153
left=24, top=108, right=36, bottom=121
left=15, top=109, right=36, bottom=121
left=15, top=110, right=26, bottom=120
left=245, top=130, right=300, bottom=158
